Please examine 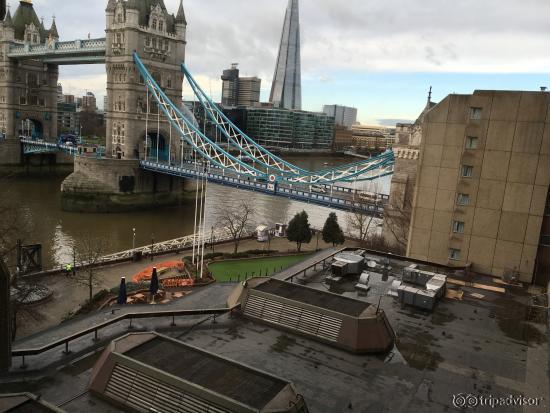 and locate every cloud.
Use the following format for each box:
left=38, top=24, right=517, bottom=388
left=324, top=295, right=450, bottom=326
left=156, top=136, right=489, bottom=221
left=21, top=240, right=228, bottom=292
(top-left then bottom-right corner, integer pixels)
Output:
left=23, top=0, right=549, bottom=116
